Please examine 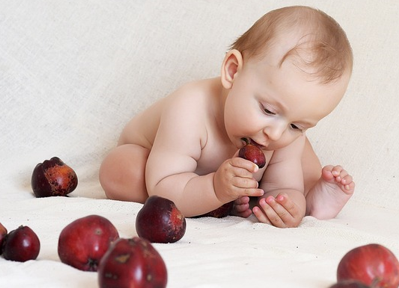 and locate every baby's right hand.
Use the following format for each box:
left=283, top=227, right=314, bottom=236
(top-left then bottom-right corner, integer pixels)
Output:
left=213, top=157, right=264, bottom=203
